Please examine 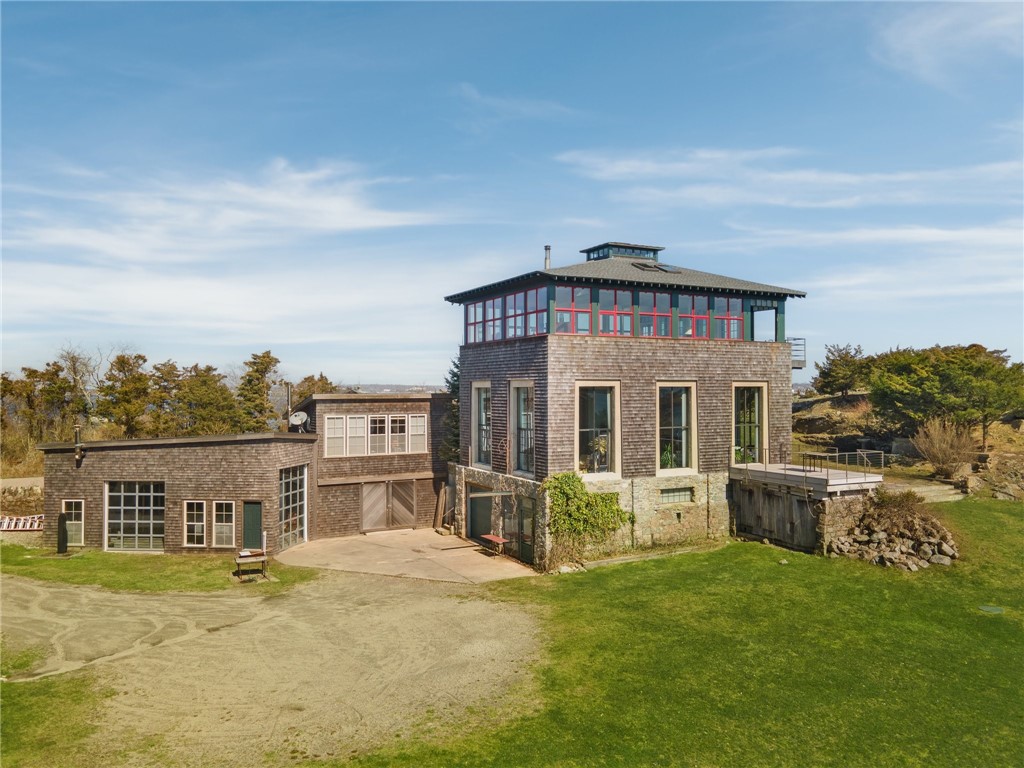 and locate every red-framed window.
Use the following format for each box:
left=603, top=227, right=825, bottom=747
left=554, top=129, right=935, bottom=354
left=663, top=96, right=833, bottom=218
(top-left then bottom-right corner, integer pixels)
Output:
left=505, top=291, right=527, bottom=338
left=639, top=291, right=672, bottom=337
left=554, top=286, right=591, bottom=335
left=465, top=301, right=484, bottom=344
left=484, top=297, right=503, bottom=342
left=678, top=294, right=710, bottom=339
left=525, top=287, right=548, bottom=336
left=714, top=297, right=744, bottom=340
left=598, top=289, right=633, bottom=336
